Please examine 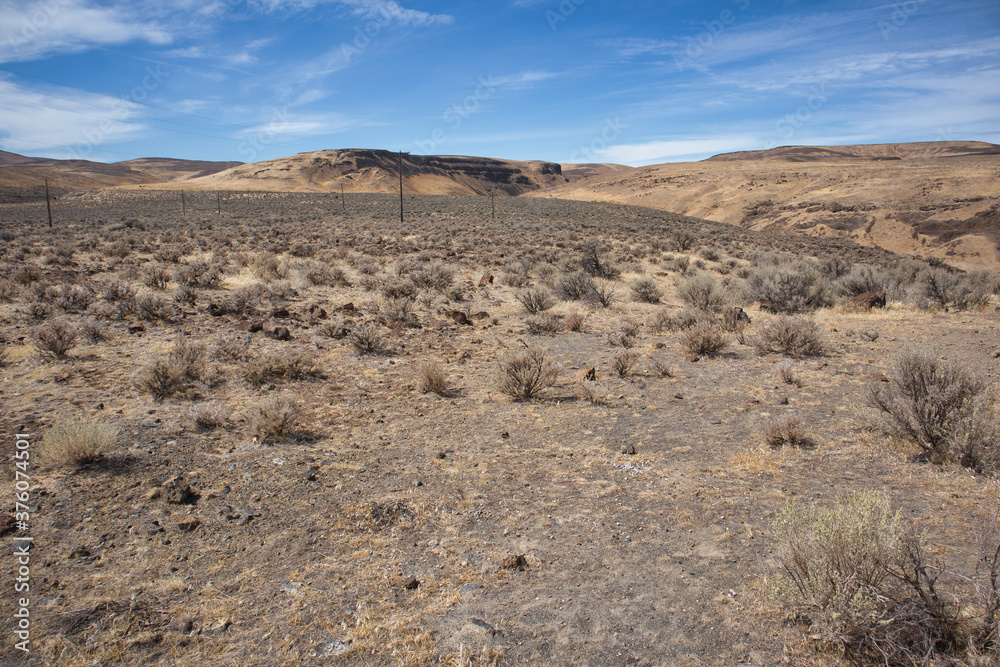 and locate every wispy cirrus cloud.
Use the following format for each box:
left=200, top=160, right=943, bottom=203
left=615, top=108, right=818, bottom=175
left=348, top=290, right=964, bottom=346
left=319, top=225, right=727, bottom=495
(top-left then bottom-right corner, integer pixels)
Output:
left=248, top=0, right=453, bottom=26
left=597, top=38, right=678, bottom=58
left=0, top=0, right=172, bottom=63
